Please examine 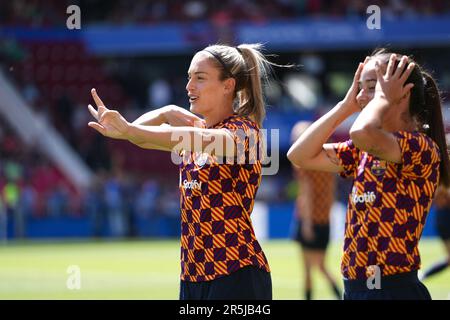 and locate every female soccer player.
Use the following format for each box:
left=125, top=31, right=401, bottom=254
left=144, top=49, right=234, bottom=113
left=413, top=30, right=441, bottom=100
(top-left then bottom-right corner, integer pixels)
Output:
left=290, top=121, right=341, bottom=300
left=421, top=185, right=450, bottom=280
left=287, top=49, right=450, bottom=300
left=88, top=44, right=275, bottom=300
